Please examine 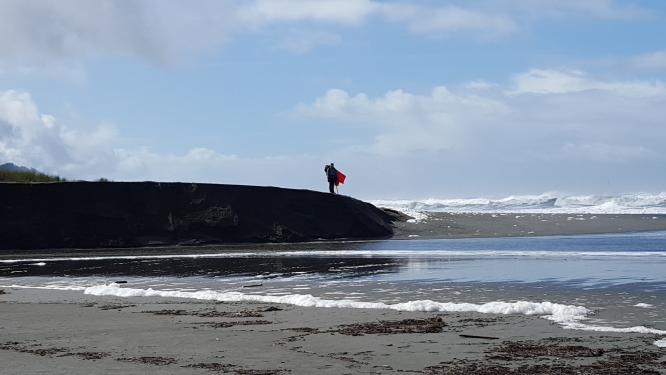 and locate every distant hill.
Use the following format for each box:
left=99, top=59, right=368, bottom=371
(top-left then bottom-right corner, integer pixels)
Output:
left=0, top=163, right=34, bottom=172
left=0, top=163, right=65, bottom=183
